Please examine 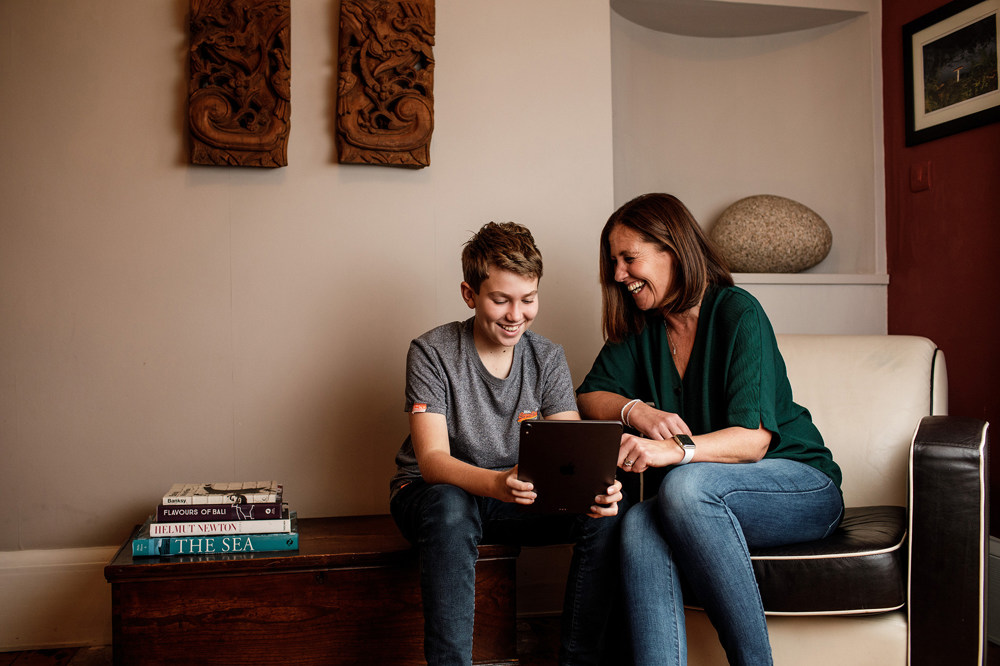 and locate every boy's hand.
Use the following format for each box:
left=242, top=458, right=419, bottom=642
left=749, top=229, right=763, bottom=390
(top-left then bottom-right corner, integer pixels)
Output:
left=498, top=465, right=536, bottom=505
left=588, top=479, right=623, bottom=518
